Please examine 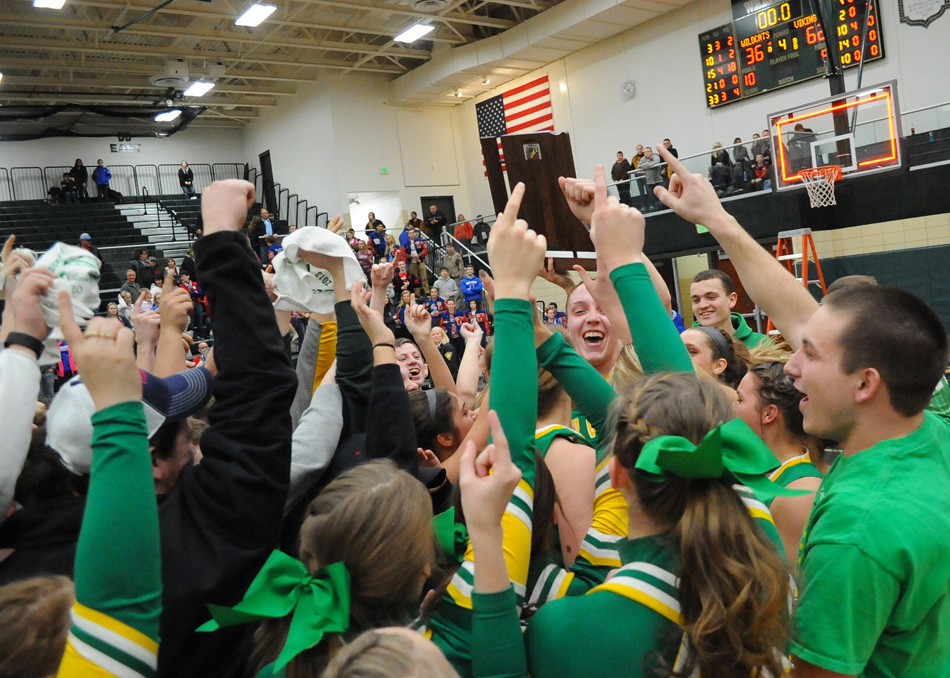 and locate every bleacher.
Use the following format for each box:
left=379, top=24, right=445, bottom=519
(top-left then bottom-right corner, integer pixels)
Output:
left=0, top=201, right=158, bottom=294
